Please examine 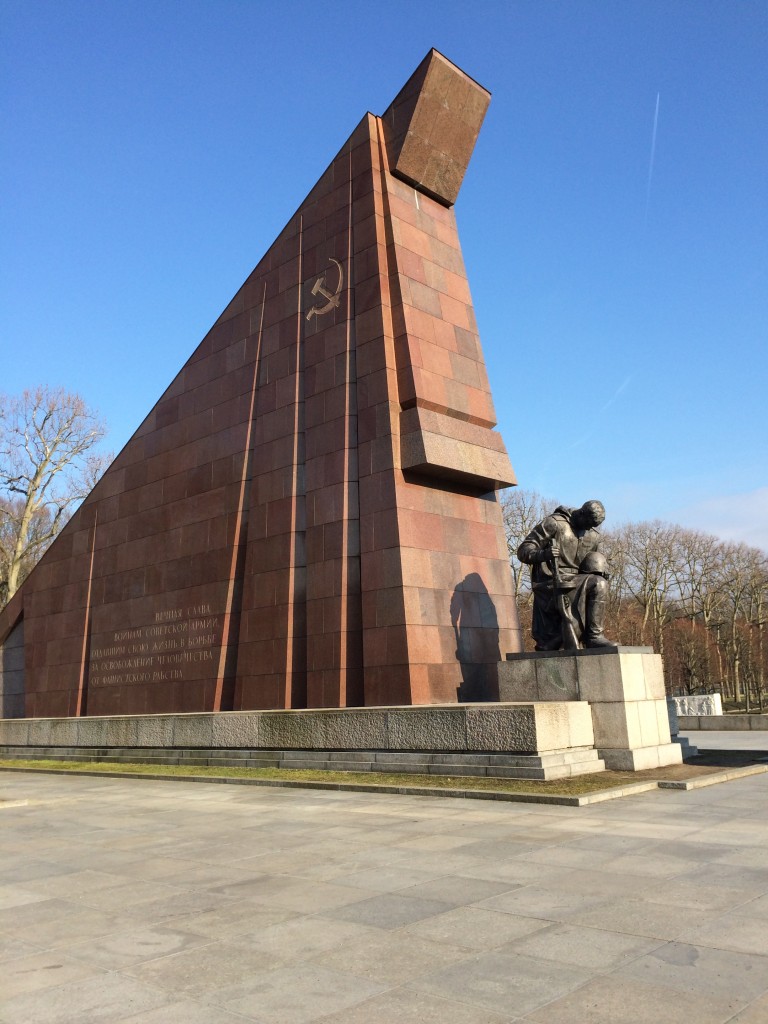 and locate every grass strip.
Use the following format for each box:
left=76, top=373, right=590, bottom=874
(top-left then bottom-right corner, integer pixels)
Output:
left=0, top=757, right=729, bottom=798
